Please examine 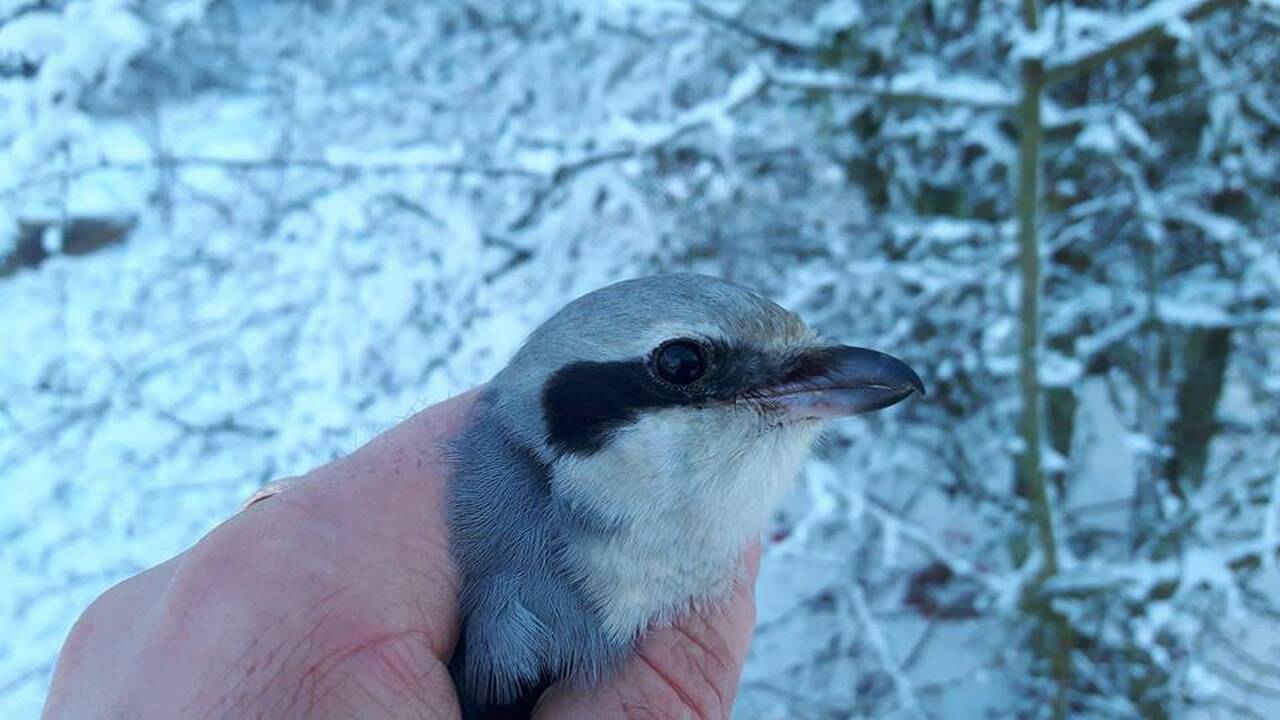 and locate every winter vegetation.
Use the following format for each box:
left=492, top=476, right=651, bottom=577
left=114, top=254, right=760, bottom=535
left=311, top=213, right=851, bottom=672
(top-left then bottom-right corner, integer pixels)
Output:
left=2, top=0, right=1279, bottom=717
